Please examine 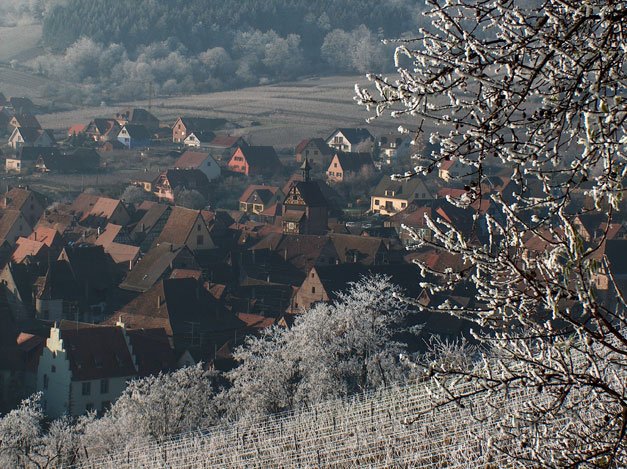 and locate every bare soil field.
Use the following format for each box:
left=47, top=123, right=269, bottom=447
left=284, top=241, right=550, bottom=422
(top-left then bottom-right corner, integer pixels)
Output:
left=37, top=76, right=404, bottom=149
